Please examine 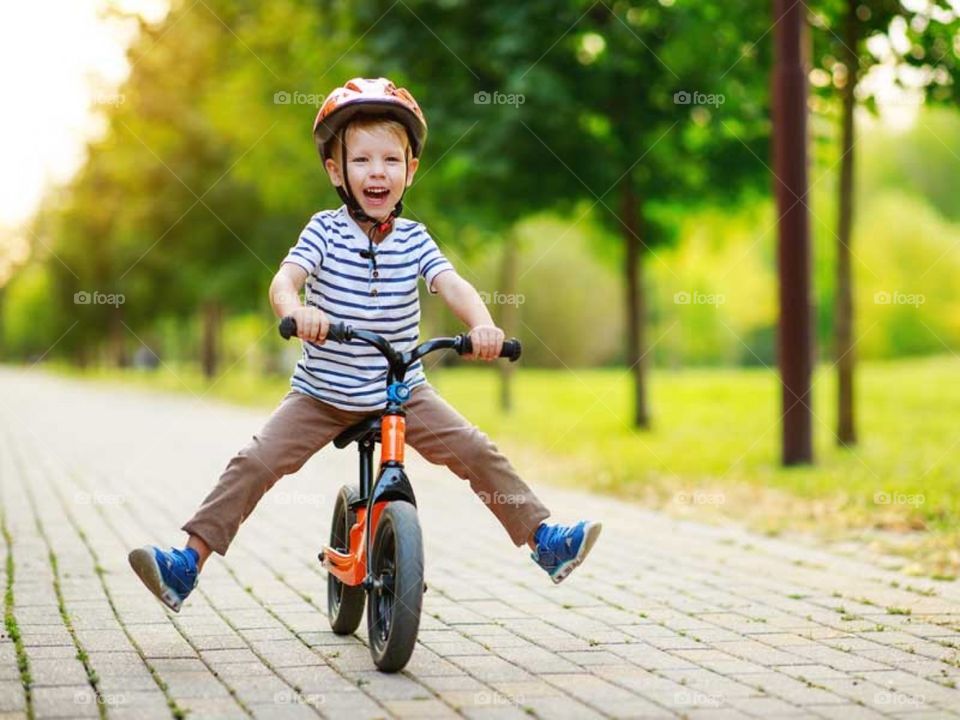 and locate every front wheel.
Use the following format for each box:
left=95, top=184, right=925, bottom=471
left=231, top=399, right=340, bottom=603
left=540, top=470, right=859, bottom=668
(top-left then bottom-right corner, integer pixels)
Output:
left=367, top=501, right=423, bottom=672
left=327, top=485, right=365, bottom=634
